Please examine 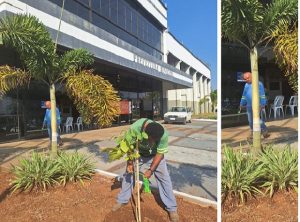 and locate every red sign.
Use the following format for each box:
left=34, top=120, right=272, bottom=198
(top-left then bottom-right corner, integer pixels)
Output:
left=120, top=100, right=132, bottom=115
